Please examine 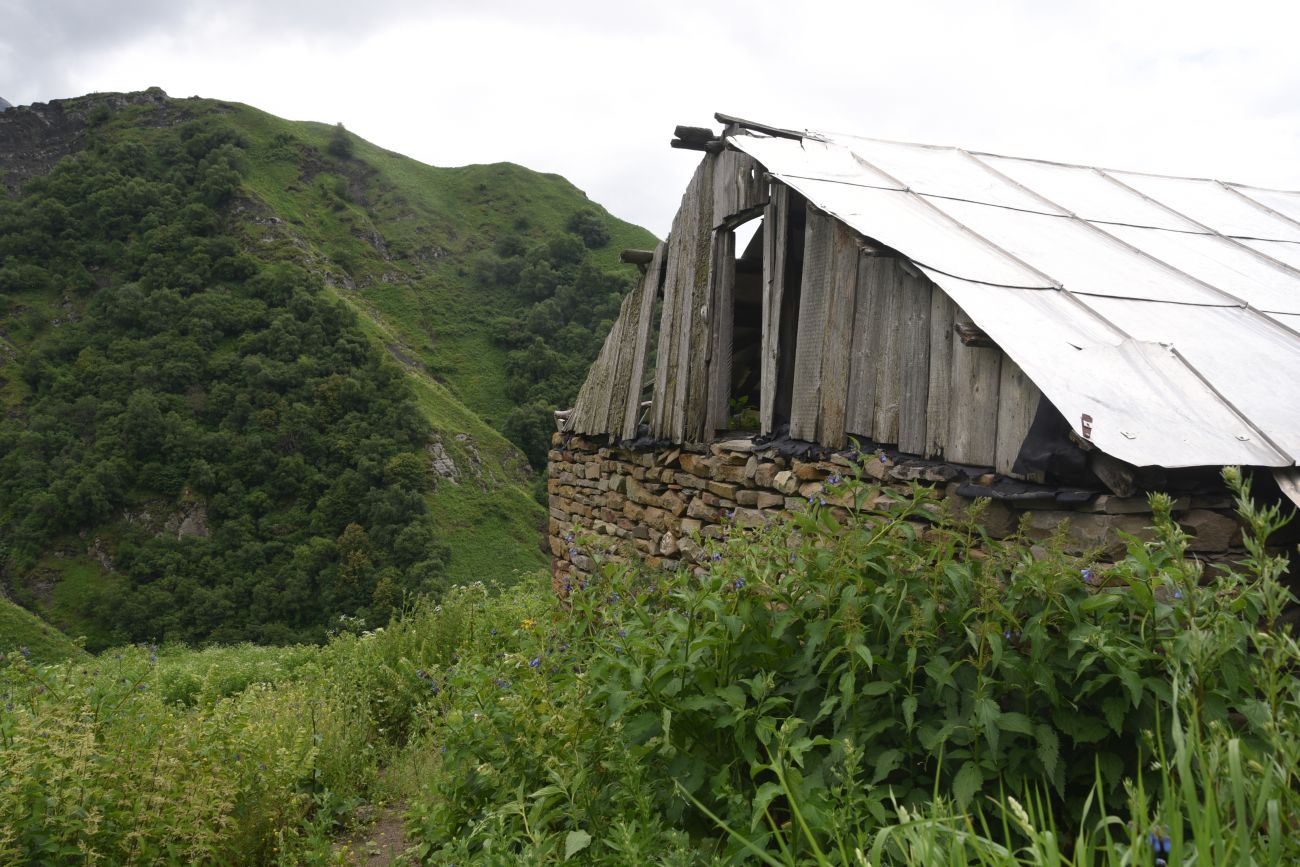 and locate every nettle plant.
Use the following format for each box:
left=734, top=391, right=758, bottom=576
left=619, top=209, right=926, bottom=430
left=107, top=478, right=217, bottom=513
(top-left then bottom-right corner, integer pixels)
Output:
left=578, top=463, right=1287, bottom=856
